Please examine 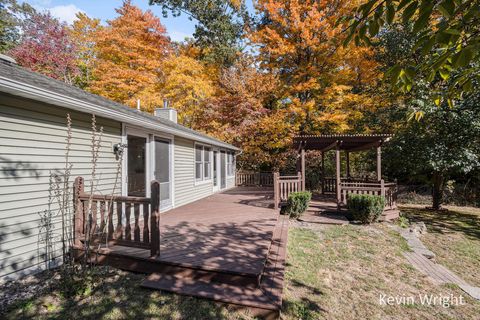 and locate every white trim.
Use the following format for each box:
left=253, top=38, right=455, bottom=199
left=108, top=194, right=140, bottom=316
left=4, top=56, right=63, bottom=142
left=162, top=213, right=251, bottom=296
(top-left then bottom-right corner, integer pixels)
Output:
left=121, top=123, right=127, bottom=196
left=226, top=151, right=235, bottom=177
left=0, top=76, right=240, bottom=151
left=152, top=135, right=174, bottom=211
left=212, top=149, right=220, bottom=193
left=171, top=136, right=175, bottom=208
